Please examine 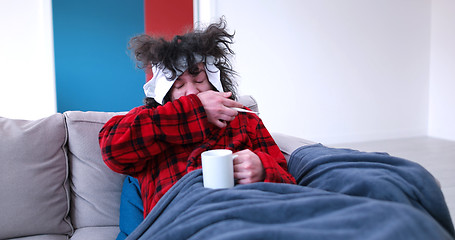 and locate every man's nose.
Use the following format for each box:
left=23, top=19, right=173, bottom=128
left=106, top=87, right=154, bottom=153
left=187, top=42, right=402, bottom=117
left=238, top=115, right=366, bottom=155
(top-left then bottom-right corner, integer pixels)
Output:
left=185, top=82, right=199, bottom=95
